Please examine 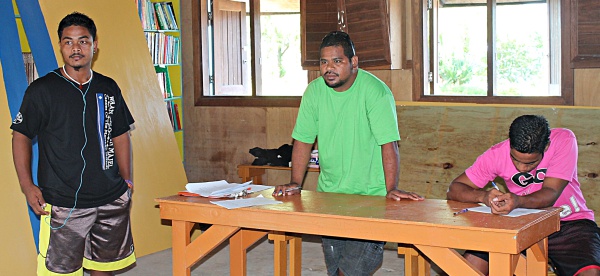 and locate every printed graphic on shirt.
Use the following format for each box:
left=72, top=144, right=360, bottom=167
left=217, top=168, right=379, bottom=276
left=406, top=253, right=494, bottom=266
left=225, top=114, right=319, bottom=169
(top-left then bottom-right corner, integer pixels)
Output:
left=96, top=93, right=116, bottom=170
left=512, top=168, right=546, bottom=187
left=13, top=112, right=23, bottom=124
